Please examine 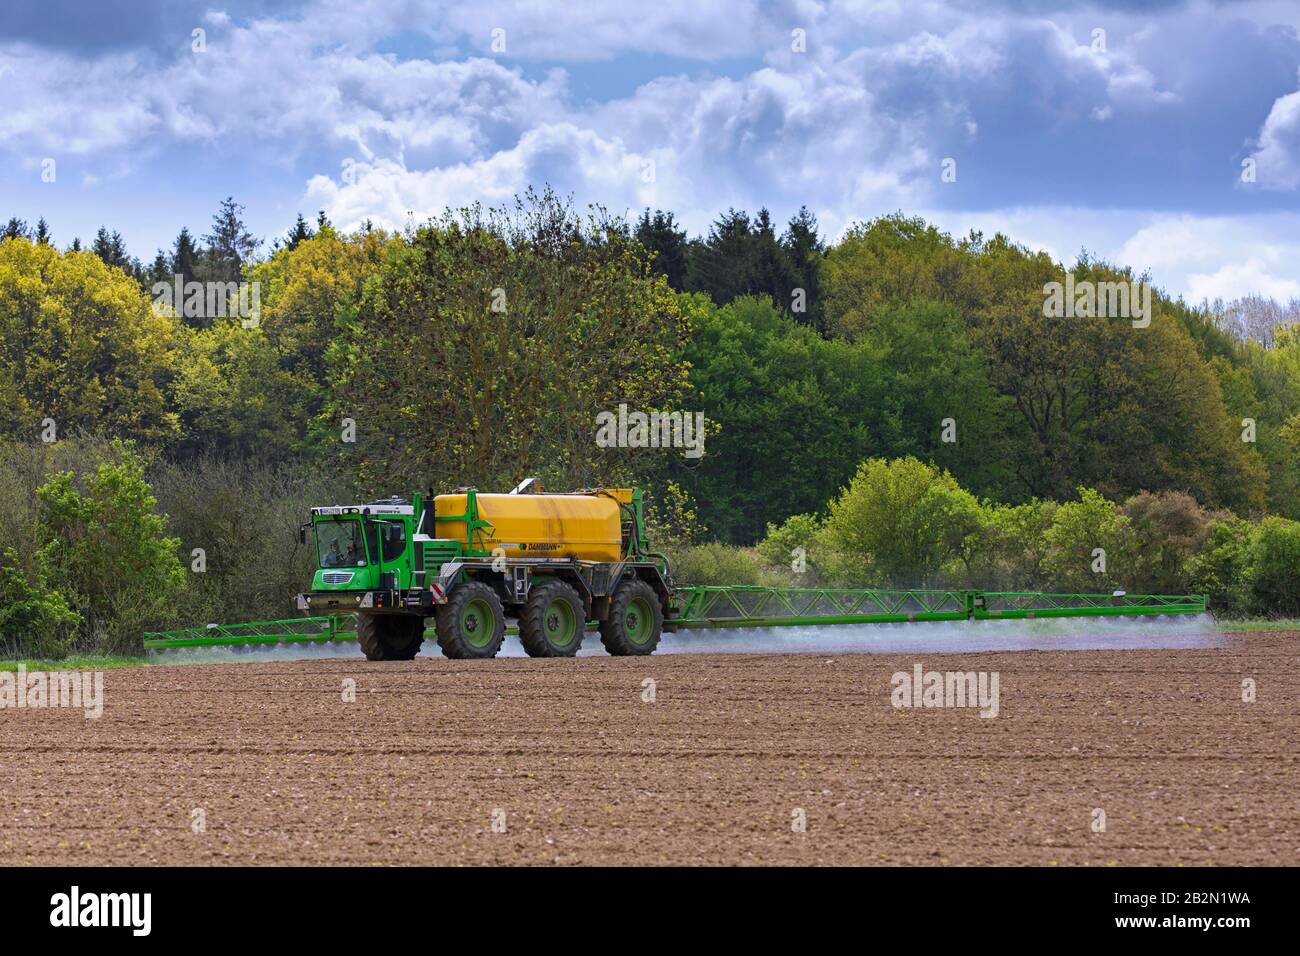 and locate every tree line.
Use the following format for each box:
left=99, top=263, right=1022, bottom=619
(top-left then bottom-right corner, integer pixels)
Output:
left=2, top=189, right=1300, bottom=656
